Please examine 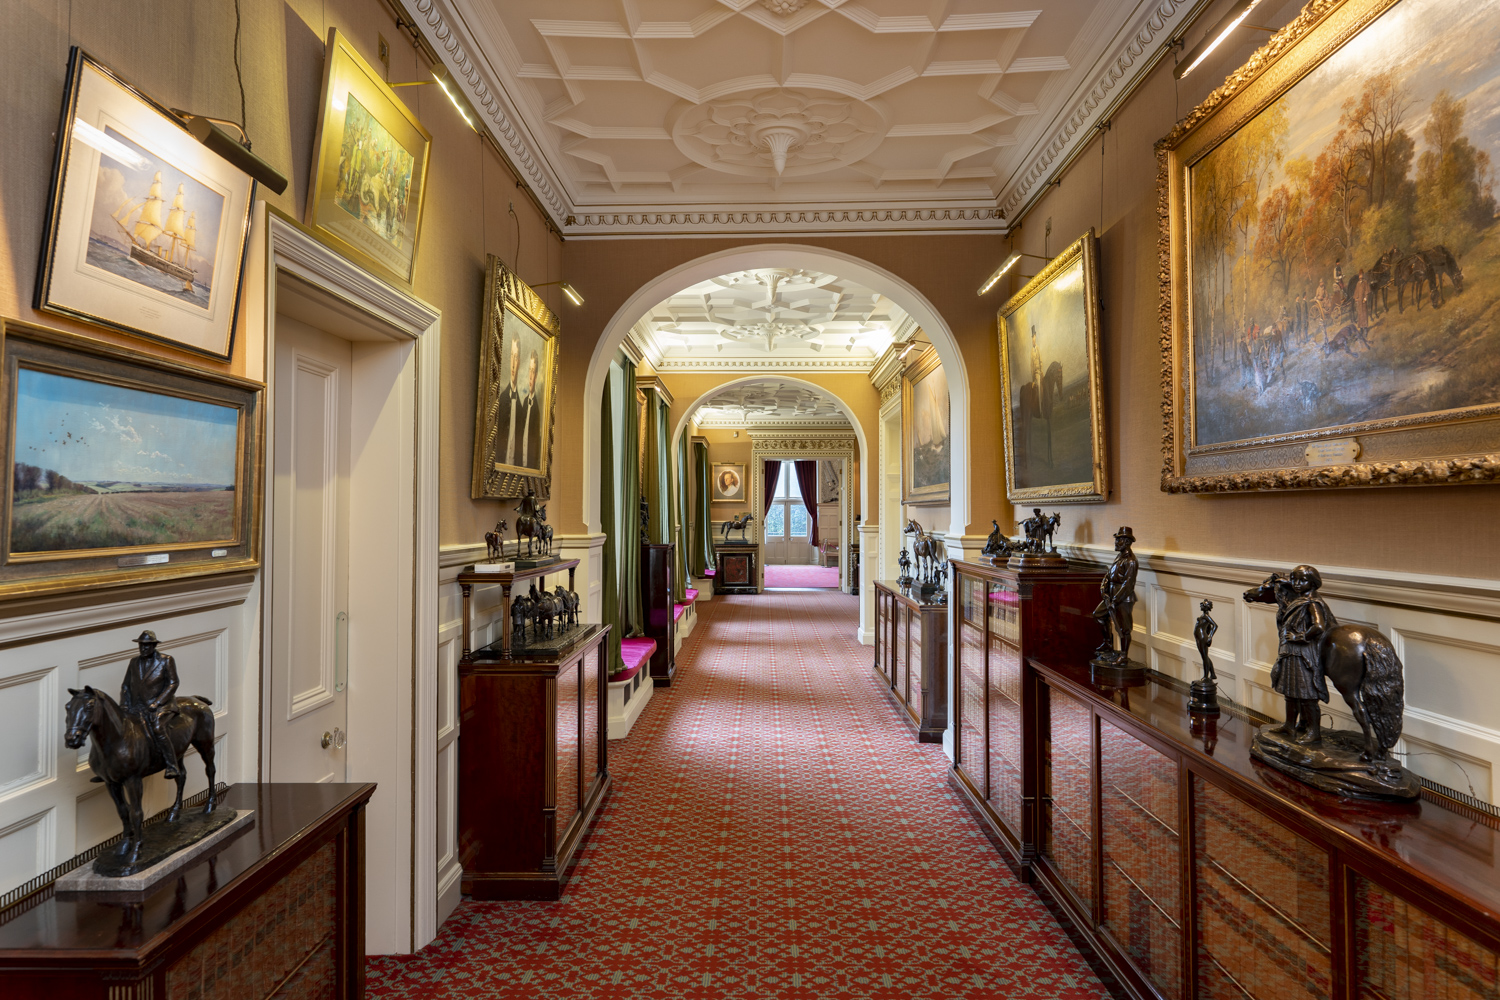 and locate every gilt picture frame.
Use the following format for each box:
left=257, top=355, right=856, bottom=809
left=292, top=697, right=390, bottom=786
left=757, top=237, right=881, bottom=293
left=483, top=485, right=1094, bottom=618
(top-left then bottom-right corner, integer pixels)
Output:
left=1160, top=0, right=1500, bottom=492
left=0, top=319, right=262, bottom=600
left=35, top=48, right=255, bottom=361
left=307, top=29, right=431, bottom=287
left=470, top=255, right=560, bottom=500
left=901, top=346, right=951, bottom=505
left=997, top=229, right=1108, bottom=503
left=711, top=463, right=746, bottom=503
